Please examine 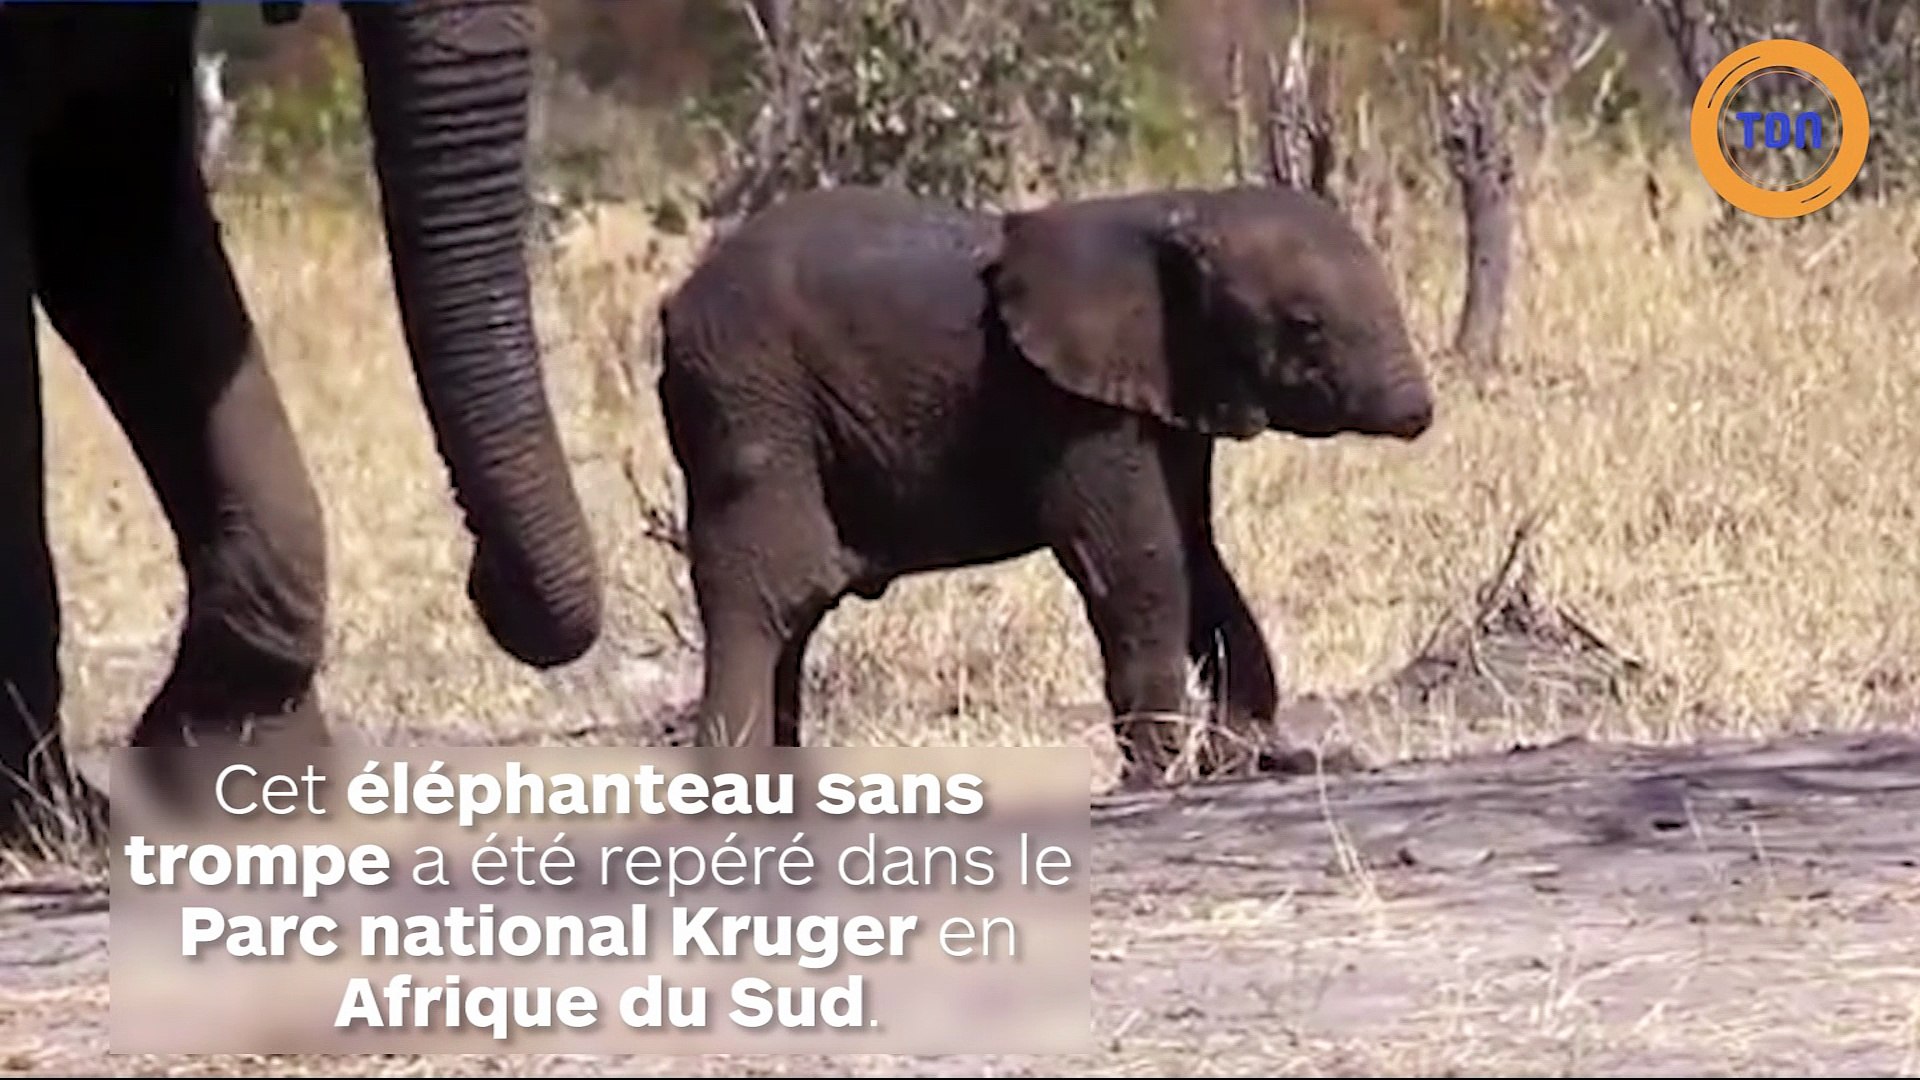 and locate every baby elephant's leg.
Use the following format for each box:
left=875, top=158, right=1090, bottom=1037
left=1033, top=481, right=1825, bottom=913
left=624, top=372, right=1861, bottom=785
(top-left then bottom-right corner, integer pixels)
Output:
left=1162, top=438, right=1279, bottom=732
left=1040, top=422, right=1195, bottom=788
left=673, top=466, right=848, bottom=751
